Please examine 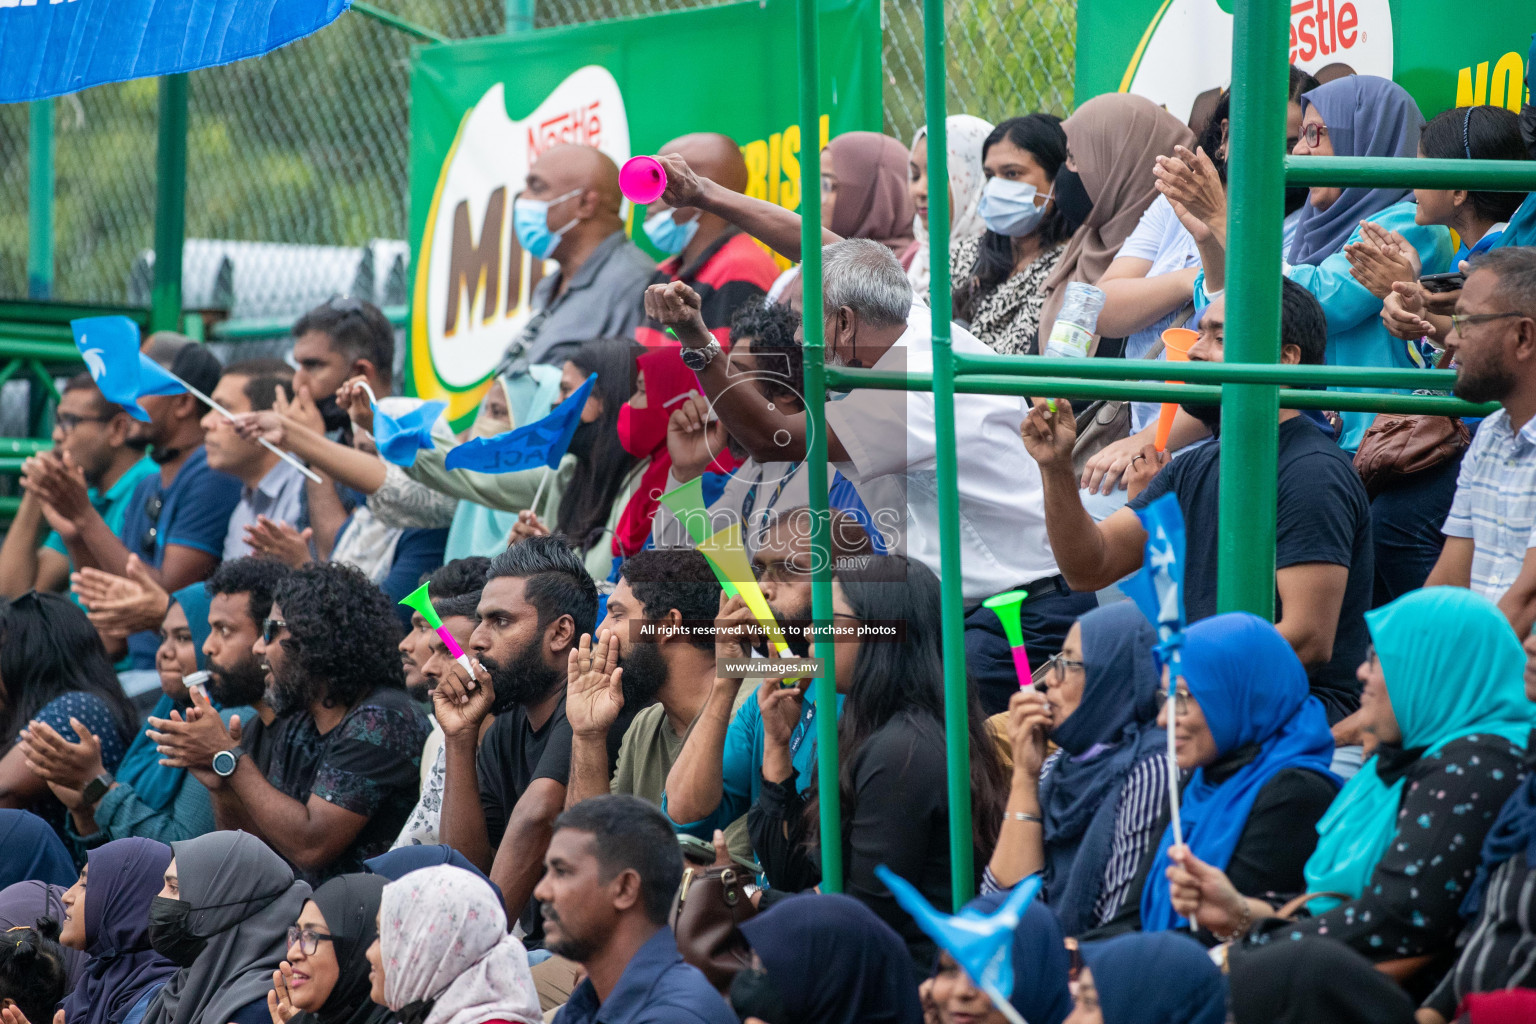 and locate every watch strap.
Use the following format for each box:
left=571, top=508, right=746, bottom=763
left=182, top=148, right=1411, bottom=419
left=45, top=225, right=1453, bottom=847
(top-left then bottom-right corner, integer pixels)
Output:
left=81, top=773, right=113, bottom=806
